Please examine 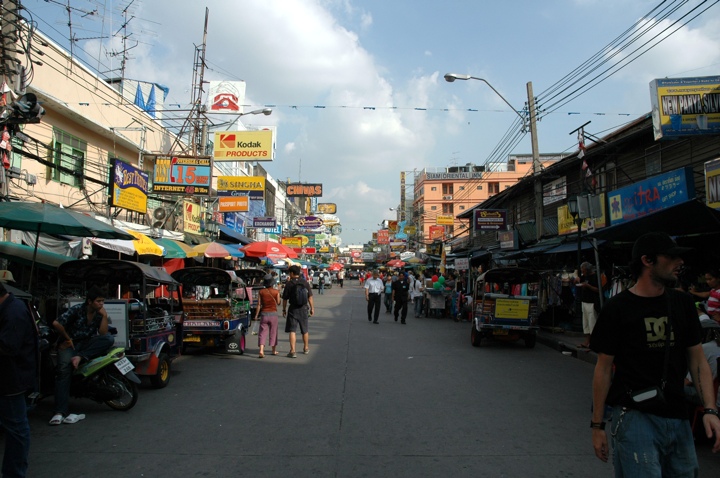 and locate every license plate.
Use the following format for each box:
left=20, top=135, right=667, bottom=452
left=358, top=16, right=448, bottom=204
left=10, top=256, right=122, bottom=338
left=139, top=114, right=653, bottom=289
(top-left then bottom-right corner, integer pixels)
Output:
left=493, top=329, right=509, bottom=335
left=114, top=357, right=134, bottom=375
left=184, top=336, right=201, bottom=343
